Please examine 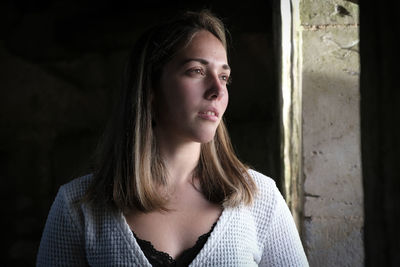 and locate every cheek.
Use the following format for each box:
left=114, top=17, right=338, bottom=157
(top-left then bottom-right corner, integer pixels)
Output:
left=161, top=81, right=187, bottom=107
left=176, top=81, right=203, bottom=104
left=221, top=93, right=229, bottom=114
left=161, top=84, right=200, bottom=117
